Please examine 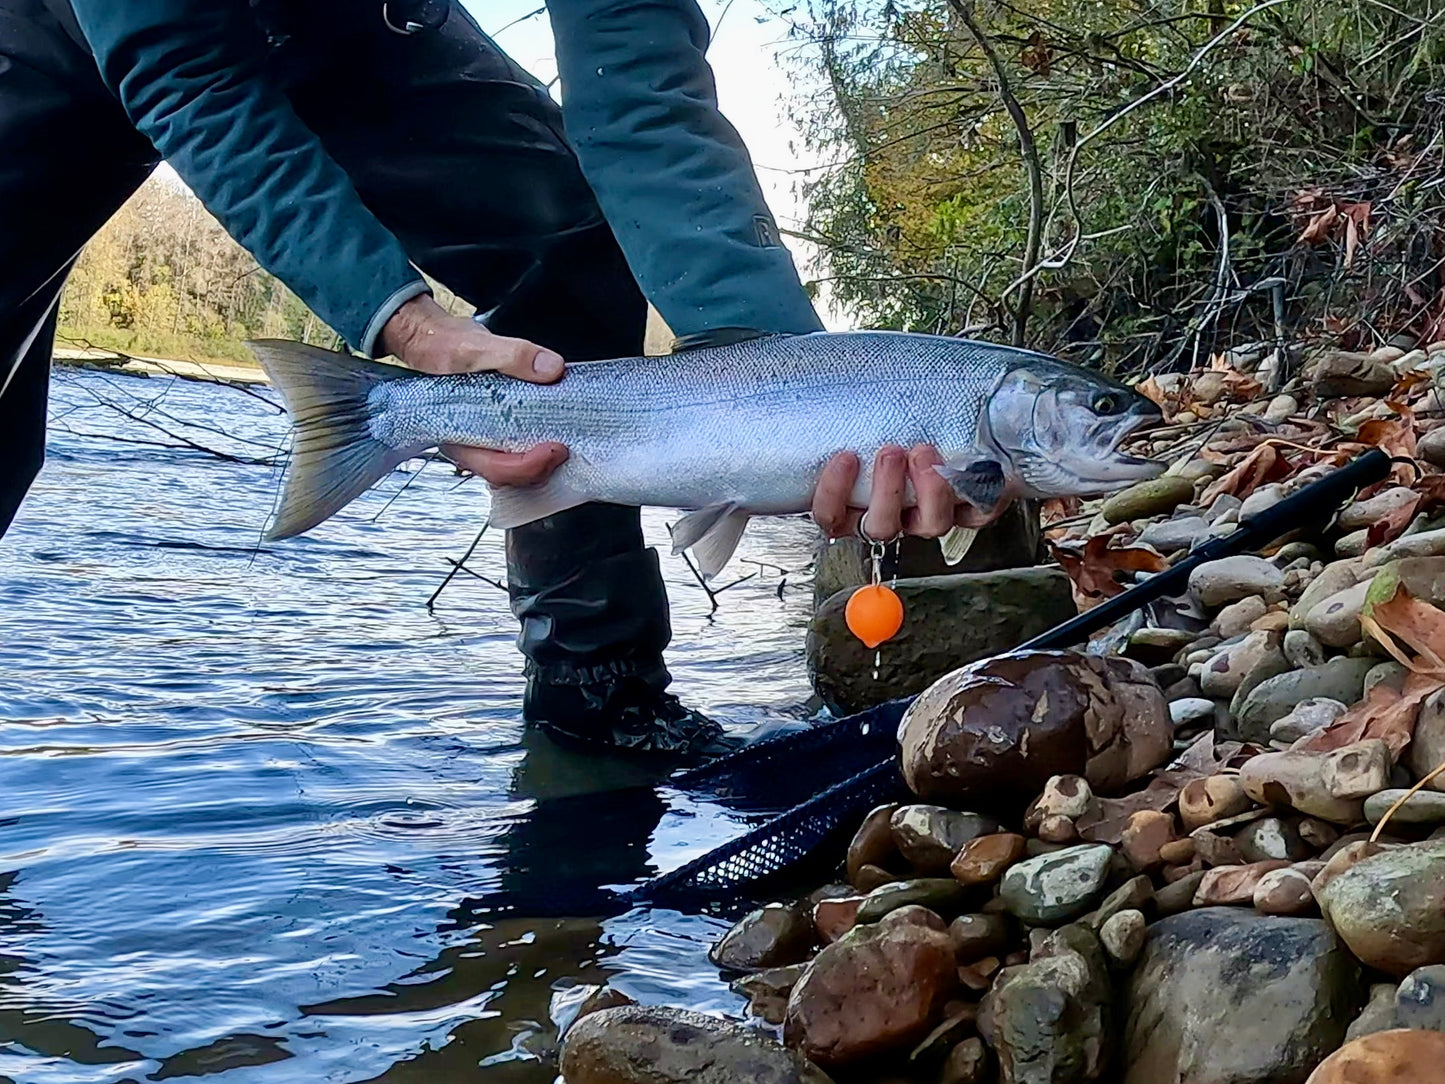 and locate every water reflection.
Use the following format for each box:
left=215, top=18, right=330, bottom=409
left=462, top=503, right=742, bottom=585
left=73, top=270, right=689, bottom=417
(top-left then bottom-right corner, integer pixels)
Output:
left=0, top=368, right=817, bottom=1082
